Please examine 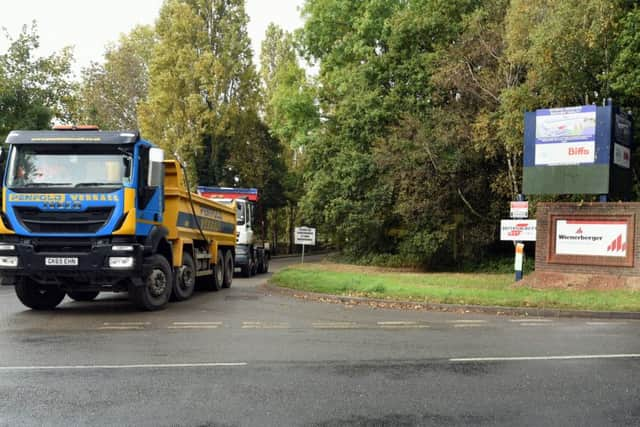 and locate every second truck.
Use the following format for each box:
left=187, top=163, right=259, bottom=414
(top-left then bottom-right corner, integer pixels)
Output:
left=0, top=127, right=236, bottom=310
left=198, top=186, right=271, bottom=277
